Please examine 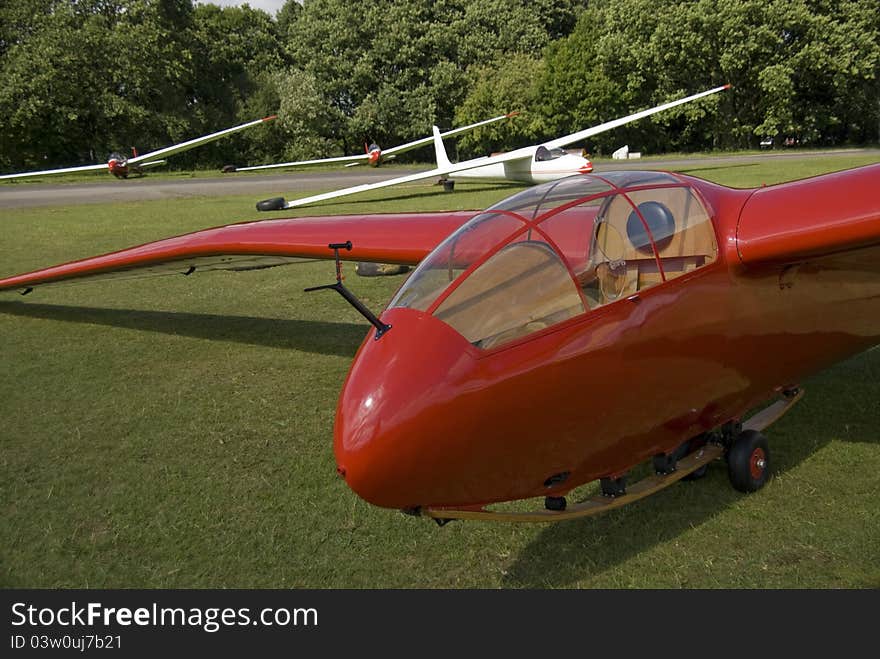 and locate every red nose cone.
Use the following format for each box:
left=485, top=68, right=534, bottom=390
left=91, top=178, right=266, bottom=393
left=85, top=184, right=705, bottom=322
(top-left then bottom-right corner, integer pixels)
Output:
left=334, top=308, right=477, bottom=509
left=107, top=159, right=127, bottom=177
